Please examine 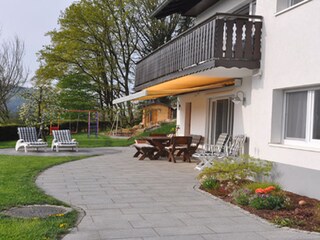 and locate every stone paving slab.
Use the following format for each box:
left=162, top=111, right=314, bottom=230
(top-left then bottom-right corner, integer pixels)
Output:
left=34, top=147, right=320, bottom=240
